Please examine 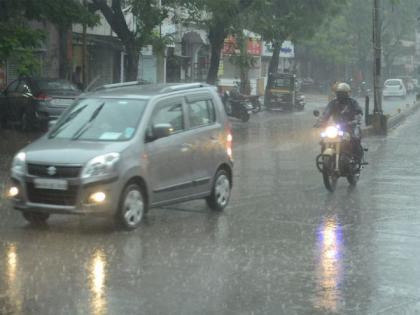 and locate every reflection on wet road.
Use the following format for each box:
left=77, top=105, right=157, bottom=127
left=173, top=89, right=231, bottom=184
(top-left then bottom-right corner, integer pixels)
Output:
left=0, top=100, right=420, bottom=314
left=314, top=216, right=343, bottom=312
left=89, top=249, right=107, bottom=315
